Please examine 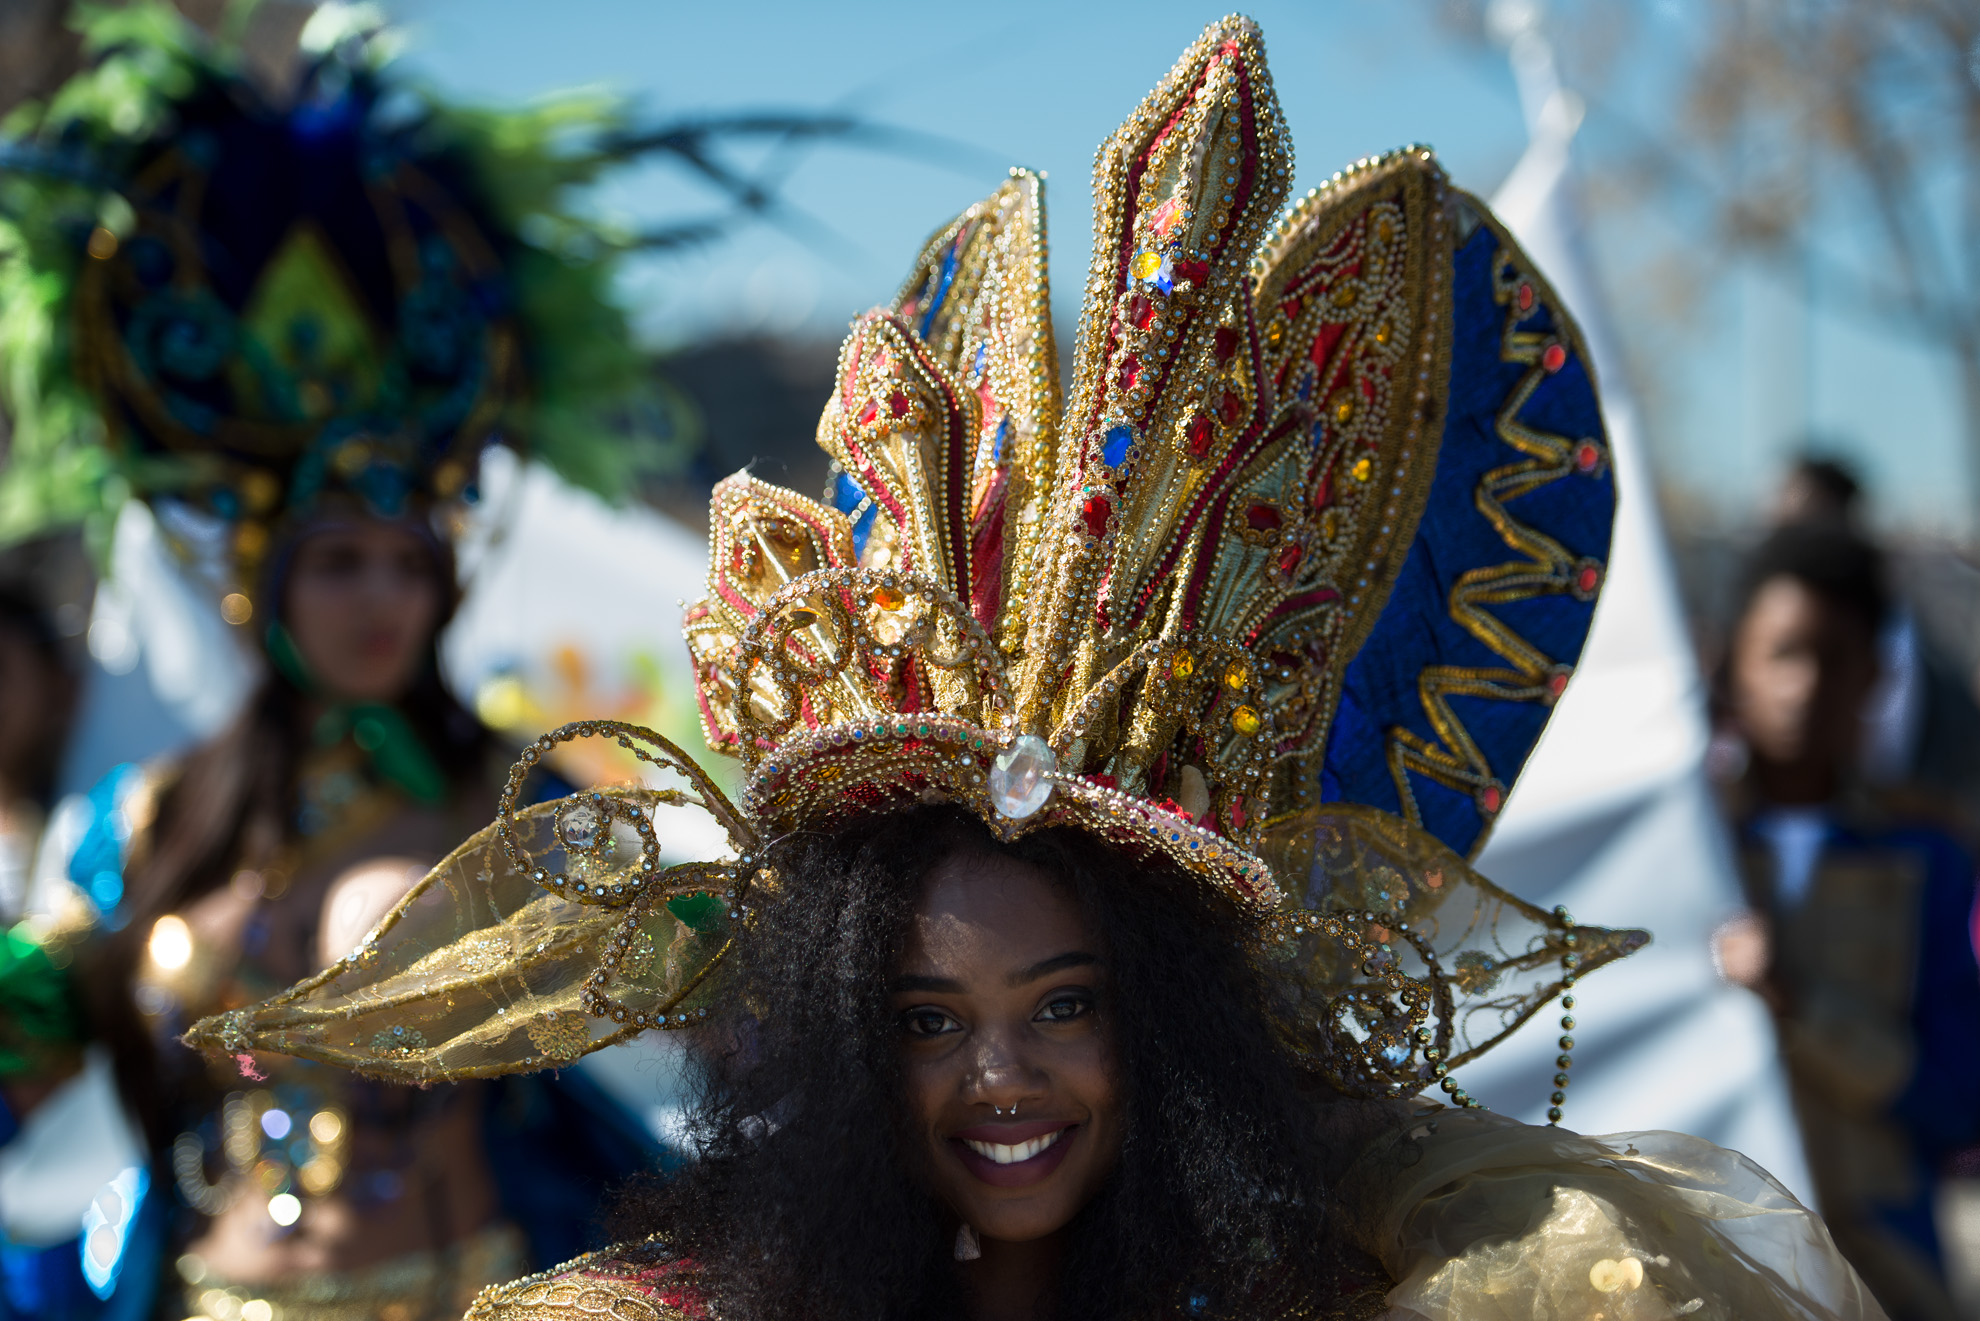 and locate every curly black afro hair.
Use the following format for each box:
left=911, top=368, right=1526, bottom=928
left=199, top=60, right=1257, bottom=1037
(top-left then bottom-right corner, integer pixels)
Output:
left=613, top=805, right=1399, bottom=1321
